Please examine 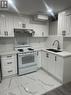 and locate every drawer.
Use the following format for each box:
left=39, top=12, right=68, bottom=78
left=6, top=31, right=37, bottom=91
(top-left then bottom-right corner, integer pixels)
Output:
left=1, top=54, right=15, bottom=60
left=2, top=58, right=15, bottom=68
left=2, top=68, right=16, bottom=77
